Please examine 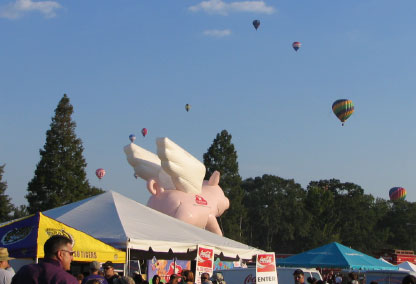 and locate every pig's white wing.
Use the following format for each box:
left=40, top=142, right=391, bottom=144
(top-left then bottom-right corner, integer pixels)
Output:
left=156, top=137, right=205, bottom=194
left=124, top=143, right=175, bottom=189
